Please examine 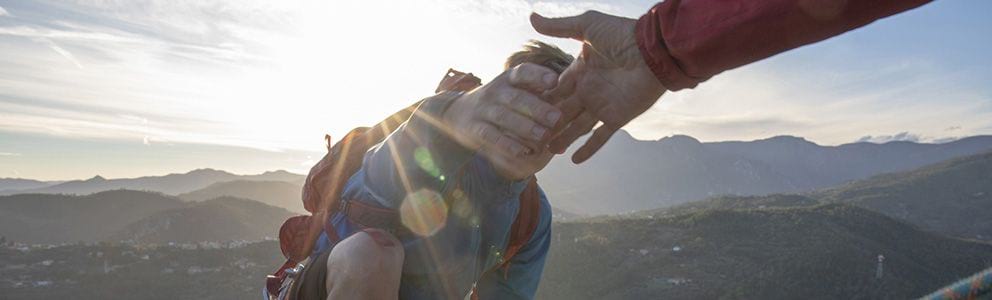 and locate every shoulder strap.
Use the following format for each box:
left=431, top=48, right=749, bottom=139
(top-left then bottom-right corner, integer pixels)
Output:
left=469, top=178, right=543, bottom=300
left=500, top=177, right=542, bottom=277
